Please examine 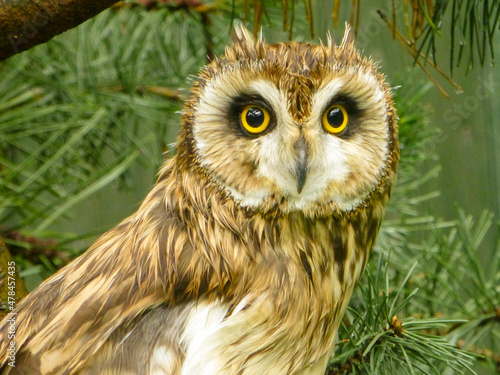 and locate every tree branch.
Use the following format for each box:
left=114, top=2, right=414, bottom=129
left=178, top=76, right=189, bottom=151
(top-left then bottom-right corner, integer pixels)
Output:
left=0, top=0, right=119, bottom=61
left=0, top=238, right=28, bottom=320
